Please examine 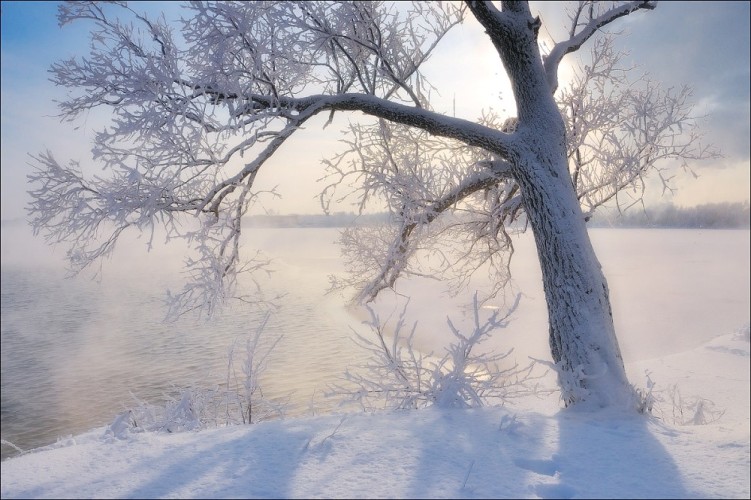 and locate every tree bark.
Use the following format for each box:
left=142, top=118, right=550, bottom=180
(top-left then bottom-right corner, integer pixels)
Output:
left=515, top=136, right=633, bottom=407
